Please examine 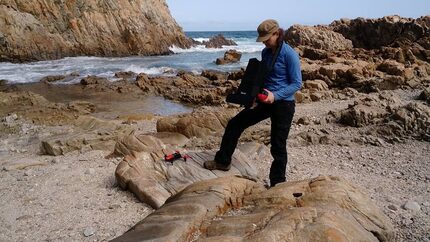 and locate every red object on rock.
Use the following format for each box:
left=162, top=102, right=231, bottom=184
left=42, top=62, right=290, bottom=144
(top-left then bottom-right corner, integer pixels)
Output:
left=257, top=90, right=269, bottom=102
left=164, top=151, right=188, bottom=162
